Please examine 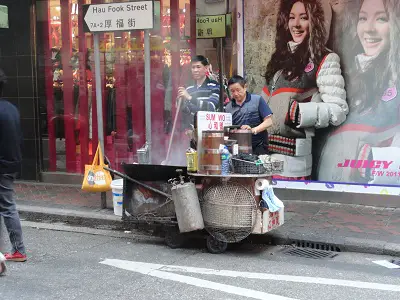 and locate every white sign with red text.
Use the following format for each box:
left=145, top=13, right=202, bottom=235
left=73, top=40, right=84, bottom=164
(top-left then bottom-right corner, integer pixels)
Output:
left=252, top=209, right=285, bottom=234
